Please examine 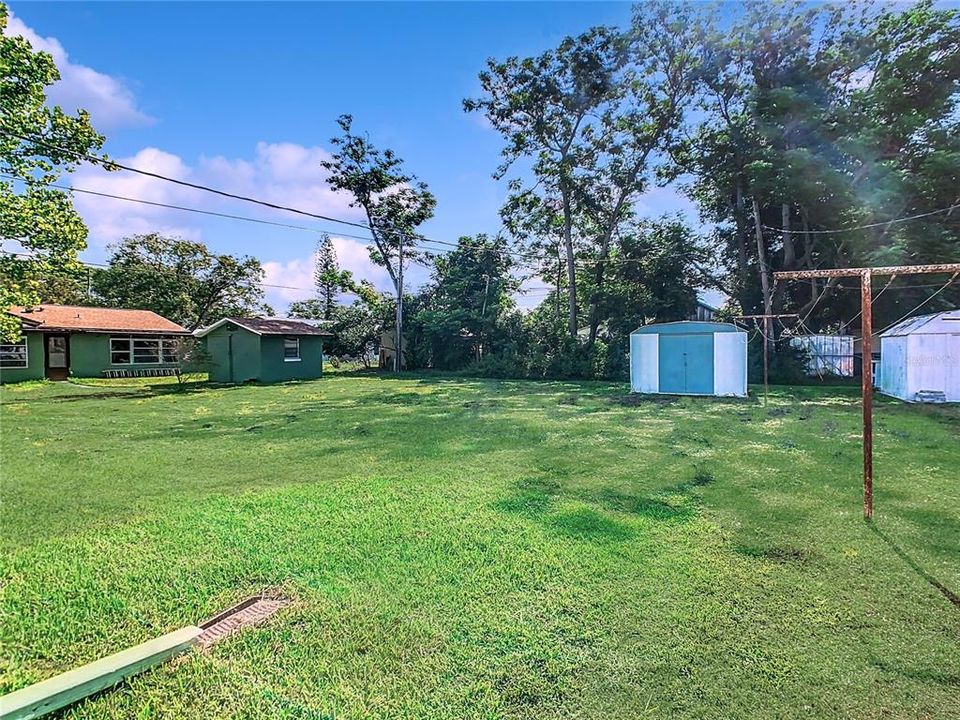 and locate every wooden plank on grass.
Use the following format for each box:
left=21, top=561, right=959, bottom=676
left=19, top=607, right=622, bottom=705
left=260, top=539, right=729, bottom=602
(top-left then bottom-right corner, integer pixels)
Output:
left=0, top=625, right=201, bottom=720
